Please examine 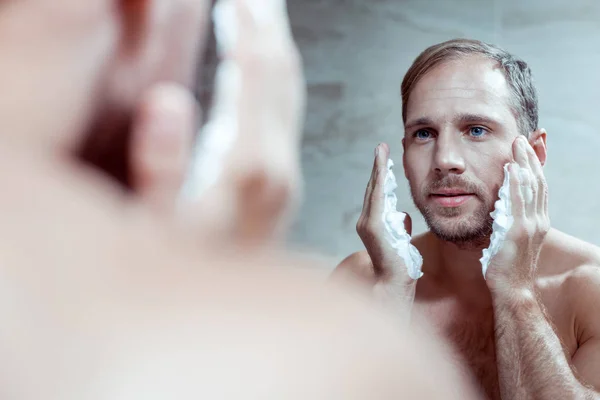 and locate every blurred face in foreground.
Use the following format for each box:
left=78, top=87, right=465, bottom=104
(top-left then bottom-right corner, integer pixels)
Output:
left=0, top=0, right=209, bottom=183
